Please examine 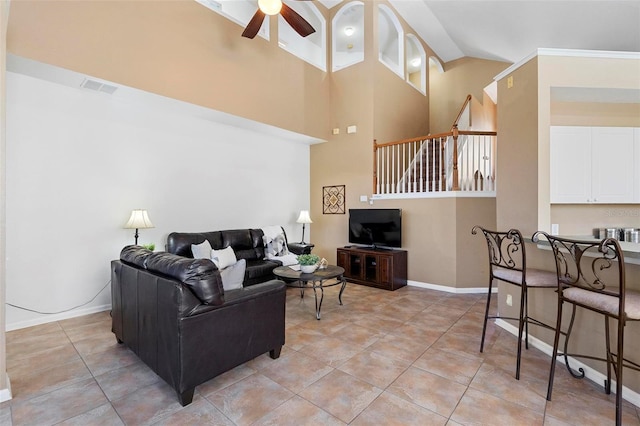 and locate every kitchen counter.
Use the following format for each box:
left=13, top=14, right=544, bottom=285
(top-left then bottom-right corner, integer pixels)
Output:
left=532, top=235, right=640, bottom=265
